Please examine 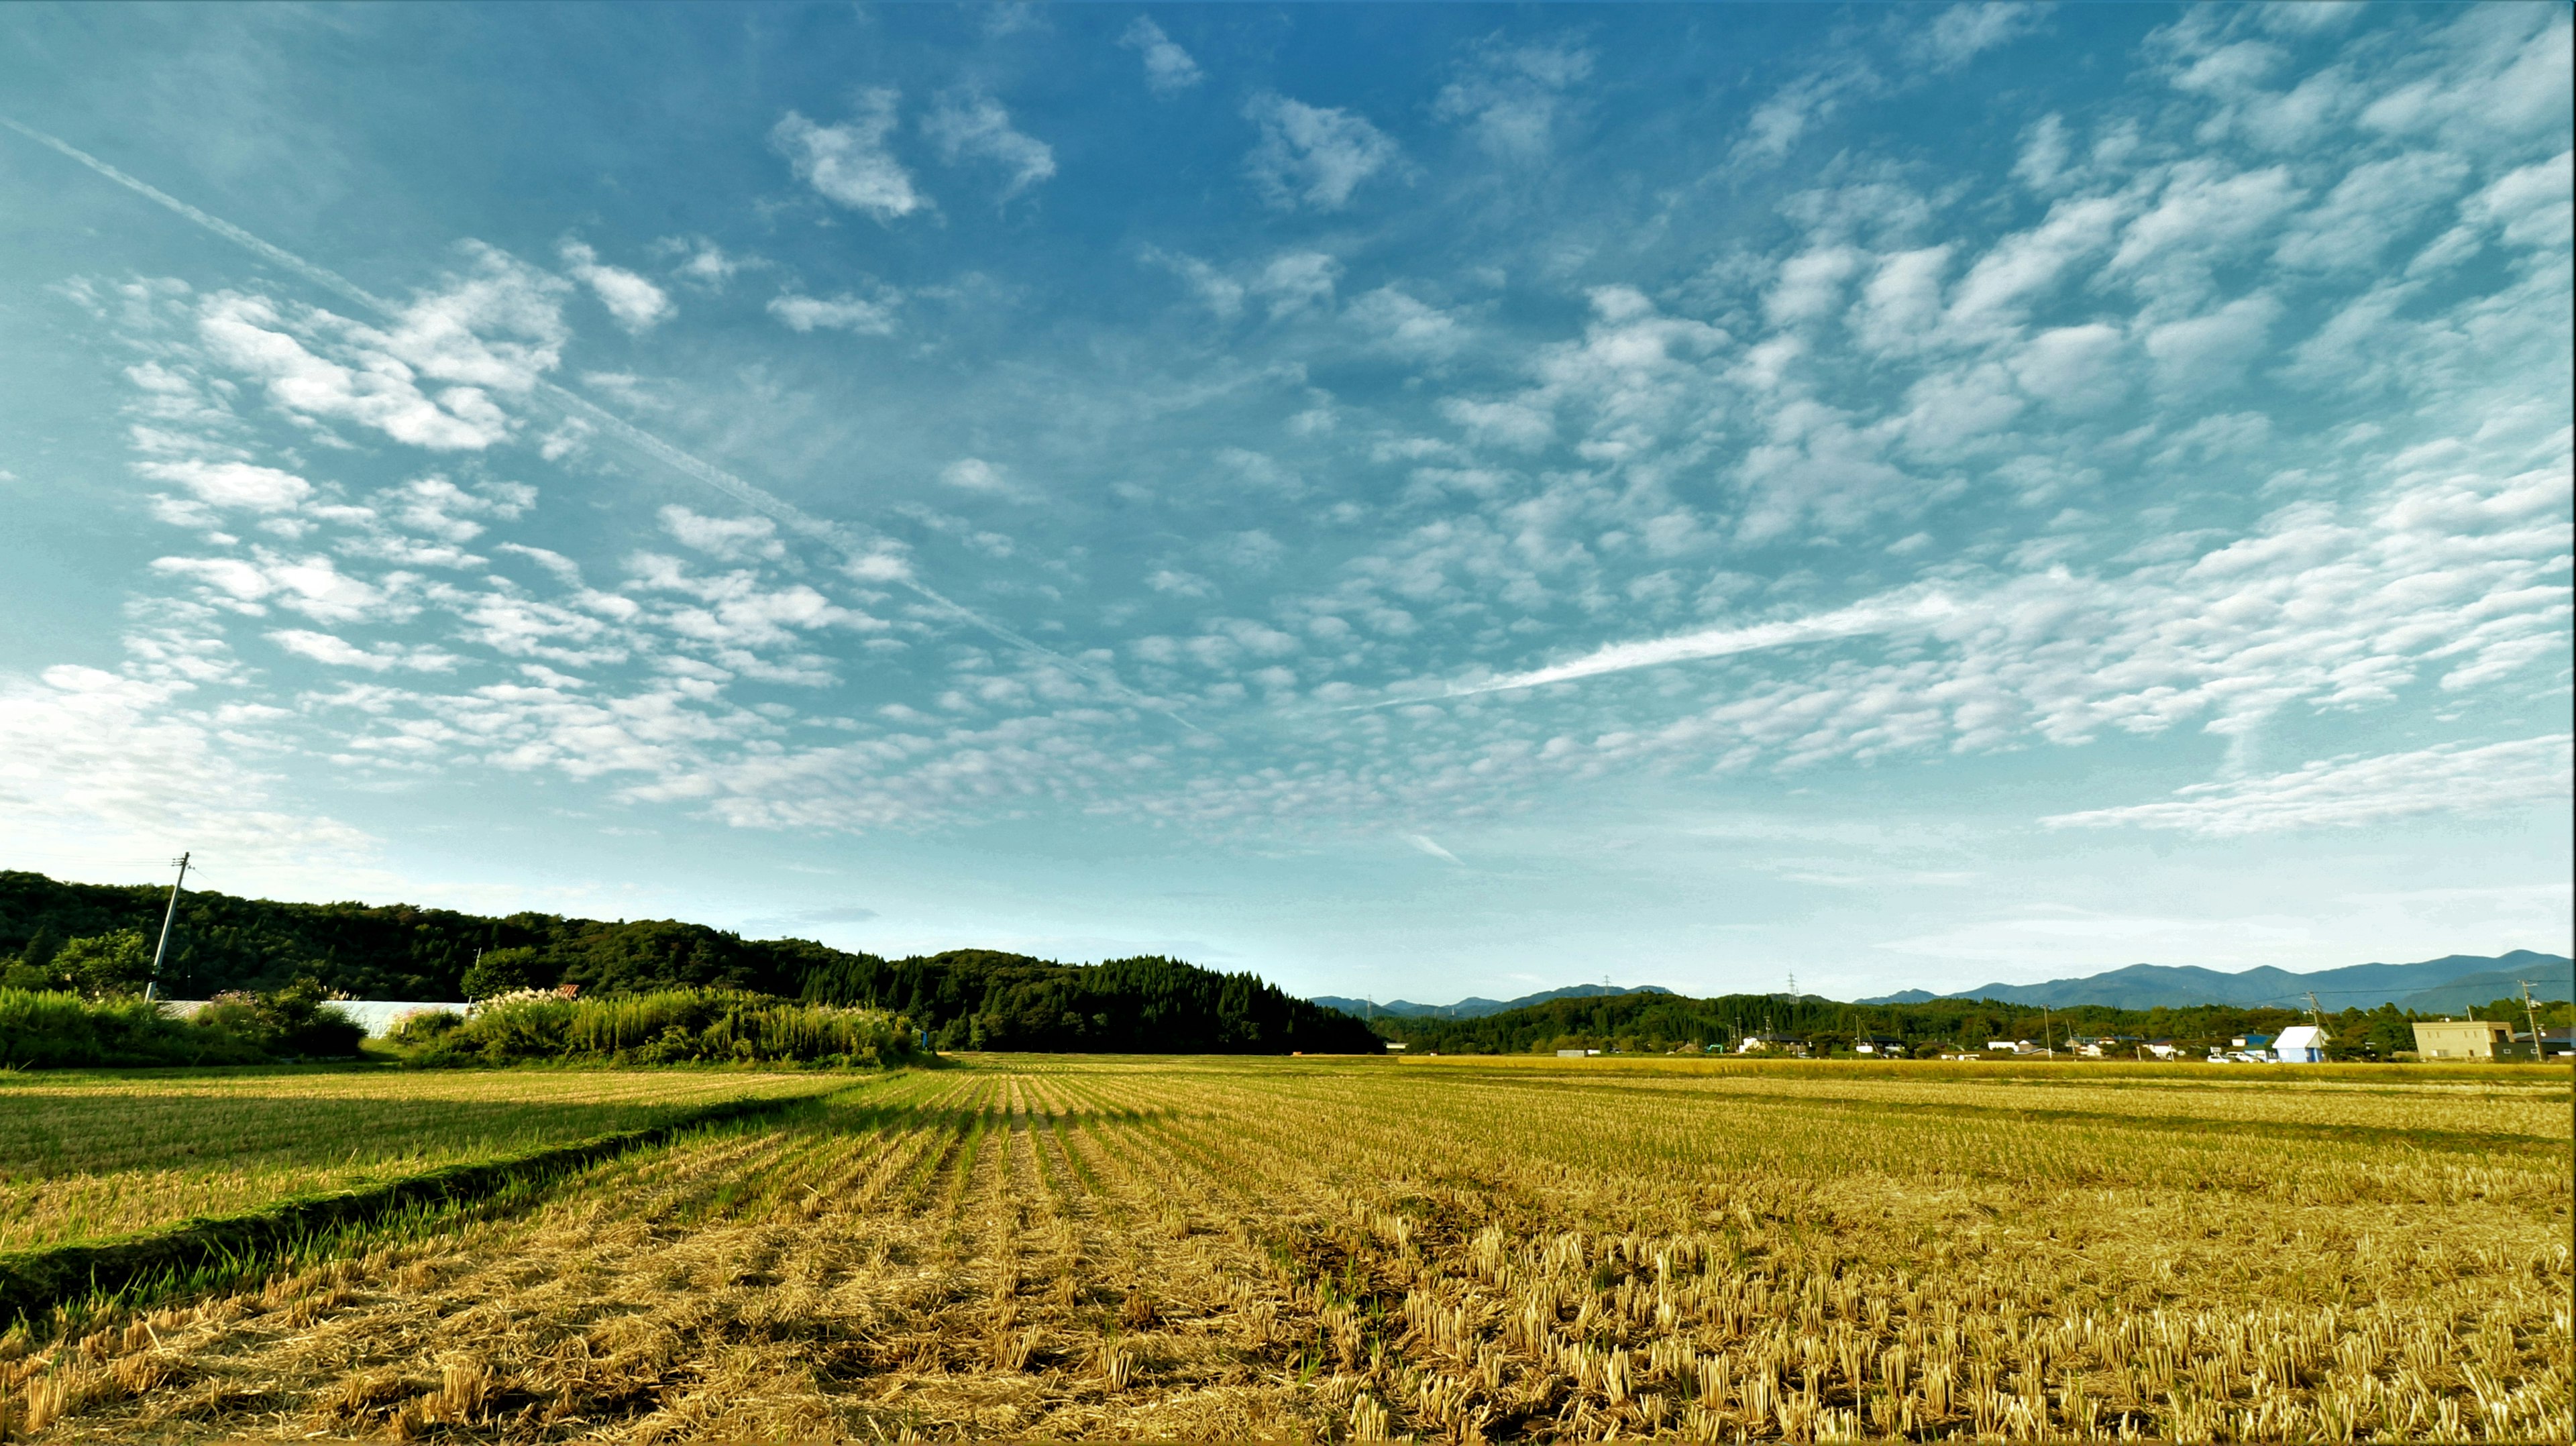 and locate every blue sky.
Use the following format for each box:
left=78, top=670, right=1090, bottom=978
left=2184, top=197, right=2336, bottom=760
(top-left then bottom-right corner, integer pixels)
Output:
left=1, top=3, right=2567, bottom=1003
